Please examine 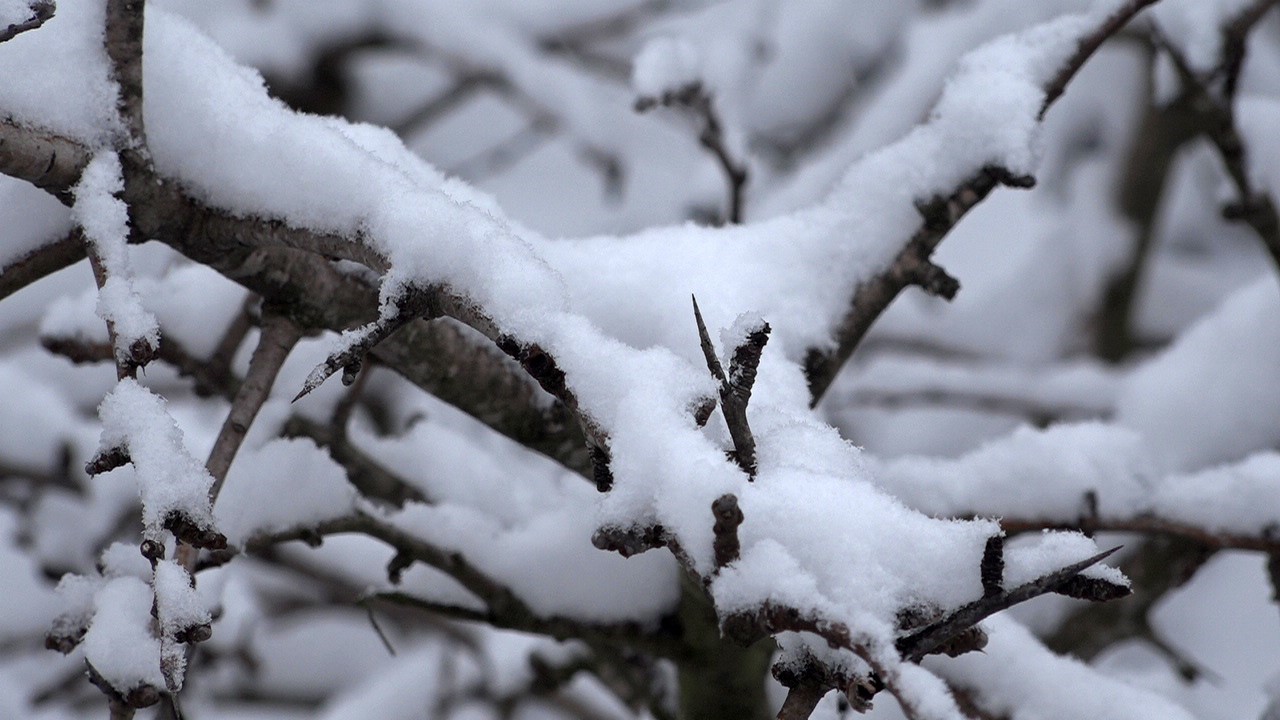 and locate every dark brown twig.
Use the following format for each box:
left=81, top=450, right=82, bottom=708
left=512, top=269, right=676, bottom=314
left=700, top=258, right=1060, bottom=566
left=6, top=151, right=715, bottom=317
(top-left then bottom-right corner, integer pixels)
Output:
left=636, top=83, right=748, bottom=224
left=897, top=547, right=1123, bottom=661
left=711, top=493, right=743, bottom=569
